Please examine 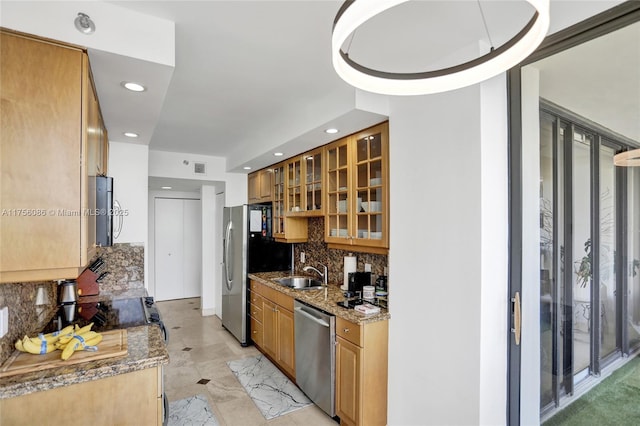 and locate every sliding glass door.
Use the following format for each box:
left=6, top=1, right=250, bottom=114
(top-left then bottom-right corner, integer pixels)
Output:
left=628, top=167, right=640, bottom=349
left=507, top=5, right=640, bottom=424
left=539, top=104, right=634, bottom=415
